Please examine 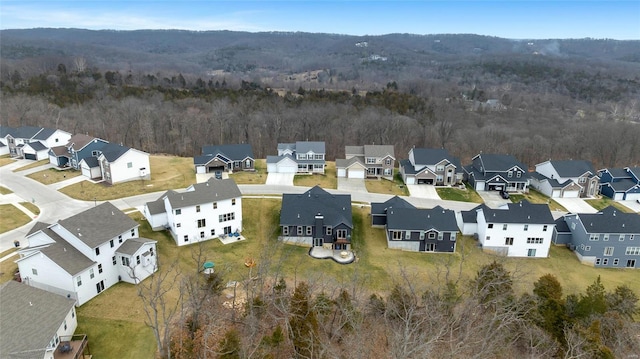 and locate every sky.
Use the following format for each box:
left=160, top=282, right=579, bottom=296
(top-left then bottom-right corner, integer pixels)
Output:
left=1, top=1, right=639, bottom=40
